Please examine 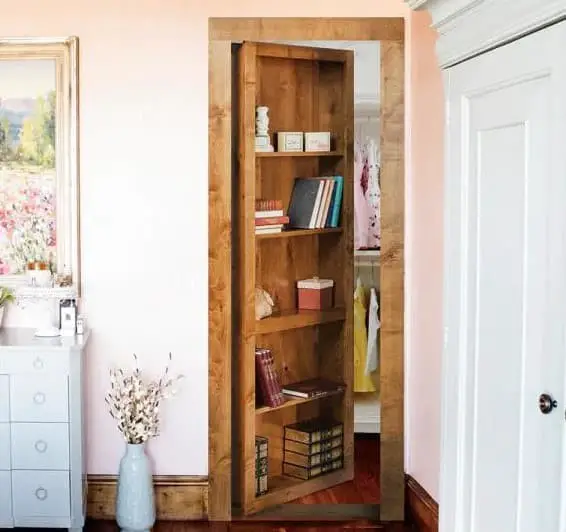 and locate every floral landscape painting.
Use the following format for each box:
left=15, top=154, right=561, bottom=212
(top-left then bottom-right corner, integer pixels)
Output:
left=0, top=59, right=57, bottom=275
